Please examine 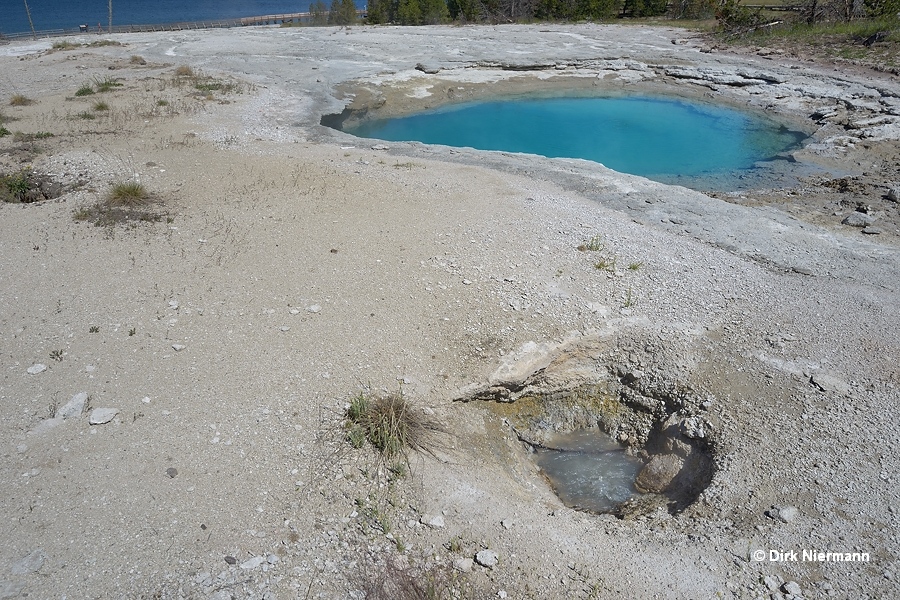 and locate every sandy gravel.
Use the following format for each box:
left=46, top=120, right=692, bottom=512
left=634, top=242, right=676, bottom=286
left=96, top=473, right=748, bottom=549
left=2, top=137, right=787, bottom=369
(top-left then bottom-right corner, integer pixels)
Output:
left=0, top=24, right=898, bottom=600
